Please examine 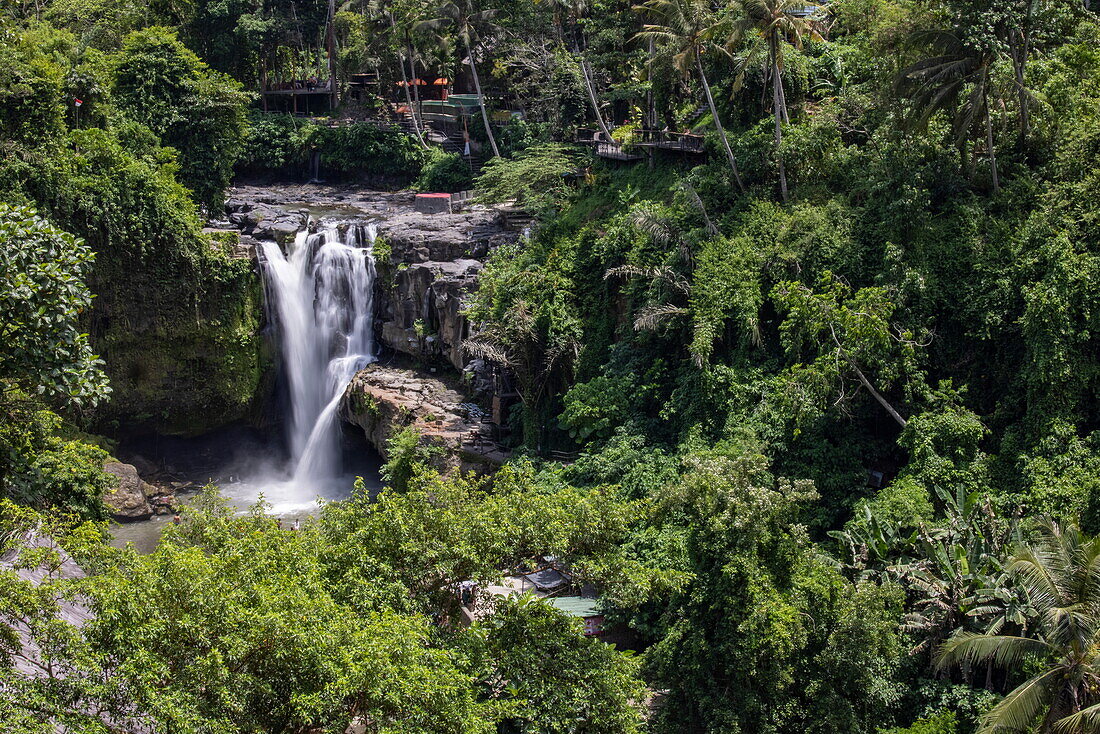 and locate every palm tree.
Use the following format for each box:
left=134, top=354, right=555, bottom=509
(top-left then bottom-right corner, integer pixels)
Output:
left=416, top=0, right=502, bottom=158
left=539, top=0, right=616, bottom=141
left=896, top=30, right=1001, bottom=192
left=938, top=521, right=1100, bottom=732
left=729, top=0, right=822, bottom=203
left=634, top=0, right=745, bottom=191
